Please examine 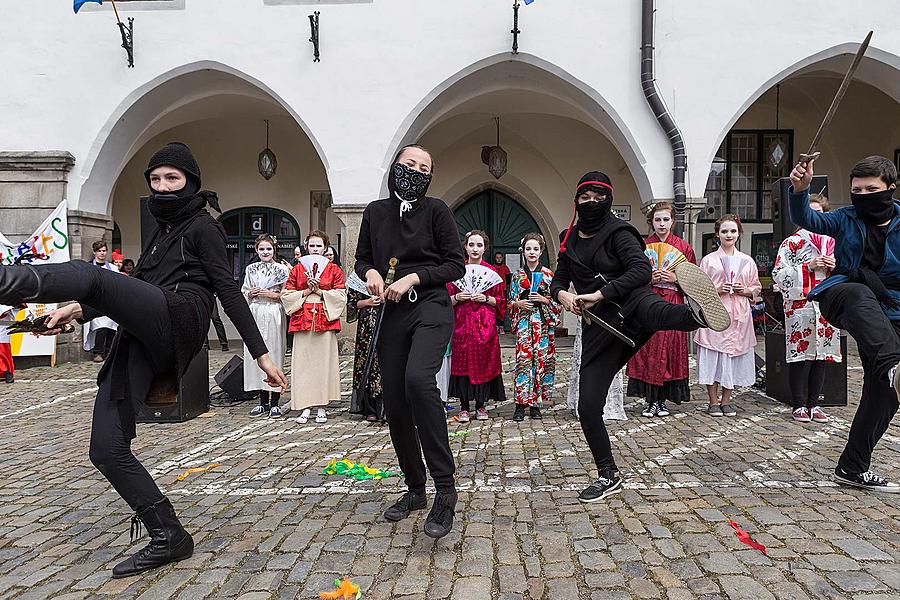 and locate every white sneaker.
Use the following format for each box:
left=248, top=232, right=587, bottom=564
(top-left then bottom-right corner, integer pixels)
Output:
left=315, top=409, right=327, bottom=423
left=296, top=409, right=310, bottom=424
